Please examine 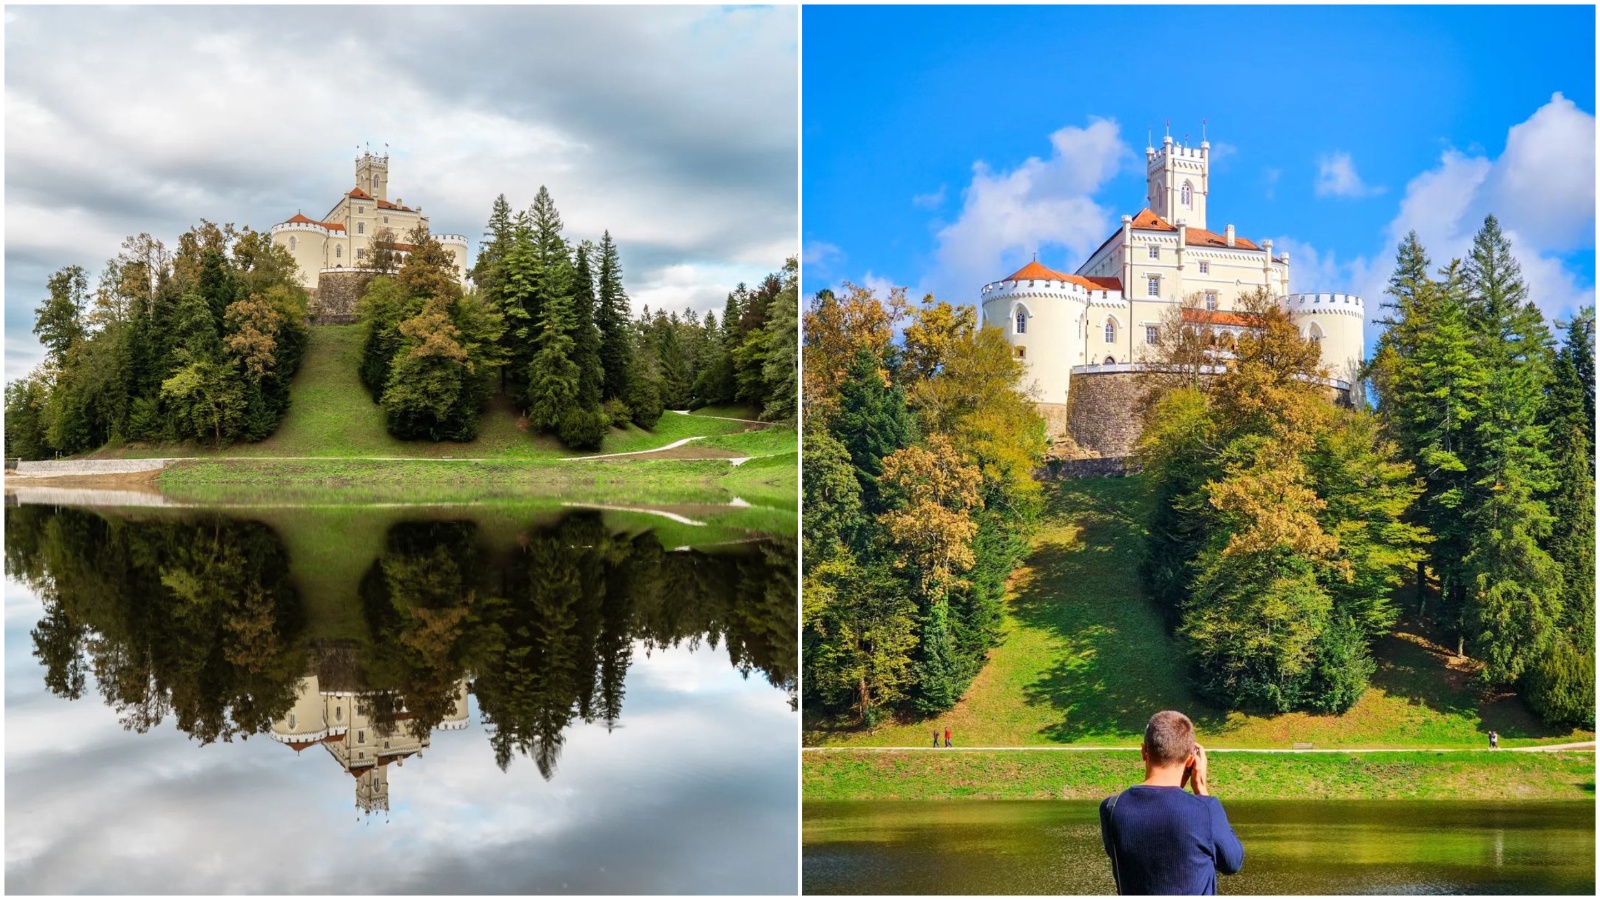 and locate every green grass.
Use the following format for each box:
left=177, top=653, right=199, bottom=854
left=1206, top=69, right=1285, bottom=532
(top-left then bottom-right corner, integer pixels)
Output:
left=159, top=457, right=744, bottom=505
left=87, top=326, right=760, bottom=460
left=806, top=477, right=1592, bottom=750
left=803, top=749, right=1597, bottom=802
left=700, top=424, right=798, bottom=456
